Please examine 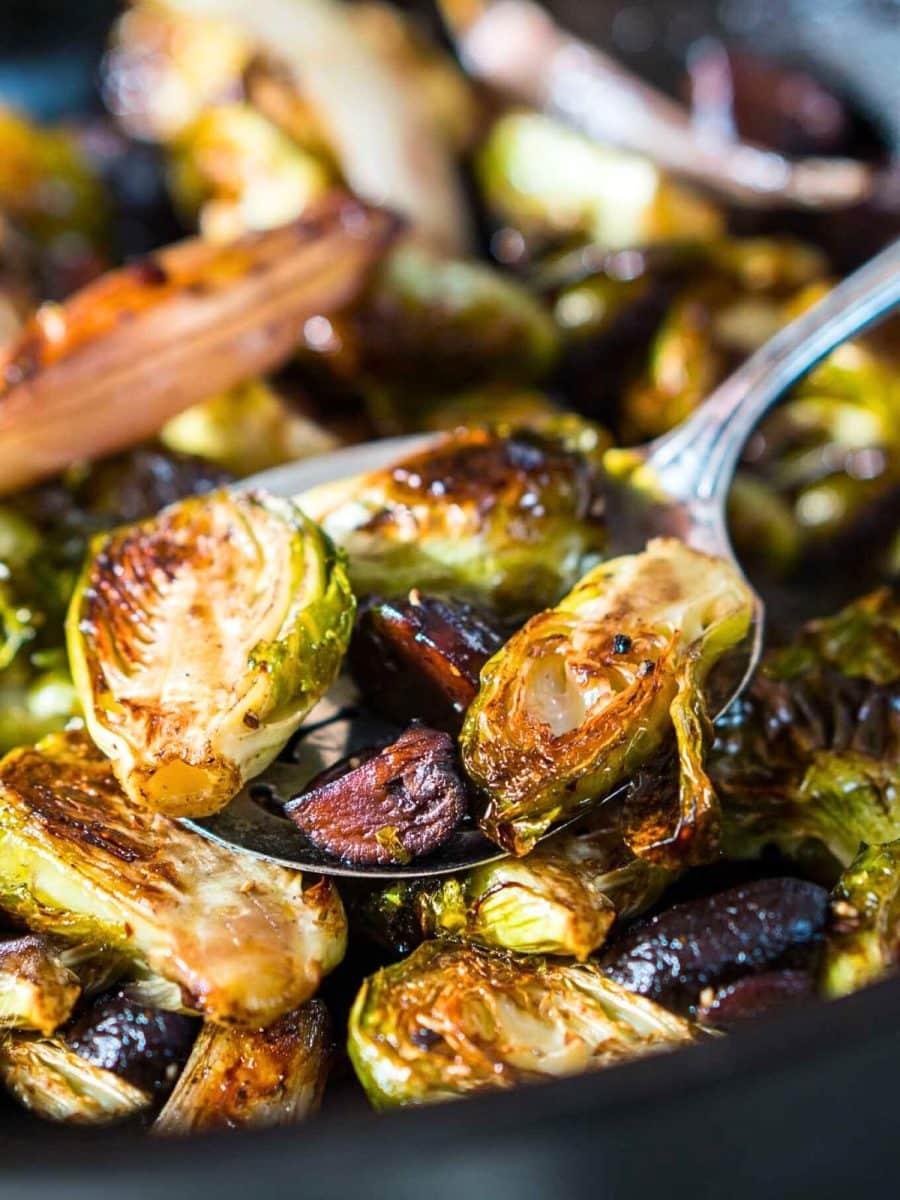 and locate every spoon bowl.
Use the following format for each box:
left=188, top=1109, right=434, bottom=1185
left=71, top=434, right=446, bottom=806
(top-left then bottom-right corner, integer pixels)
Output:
left=186, top=236, right=900, bottom=877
